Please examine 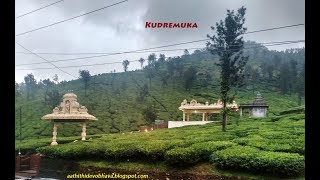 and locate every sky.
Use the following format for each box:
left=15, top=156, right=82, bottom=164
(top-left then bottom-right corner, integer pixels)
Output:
left=15, top=0, right=305, bottom=83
